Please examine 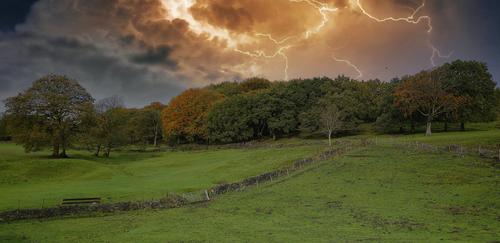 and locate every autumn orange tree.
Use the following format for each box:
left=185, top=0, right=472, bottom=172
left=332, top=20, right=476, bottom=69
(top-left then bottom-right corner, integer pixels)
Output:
left=395, top=70, right=465, bottom=136
left=162, top=88, right=224, bottom=143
